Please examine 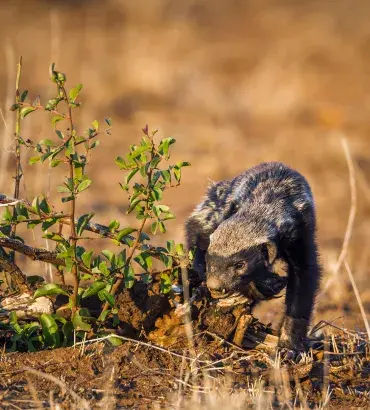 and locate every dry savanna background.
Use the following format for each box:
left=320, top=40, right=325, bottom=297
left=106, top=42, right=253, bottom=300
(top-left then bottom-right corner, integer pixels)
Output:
left=1, top=0, right=370, bottom=408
